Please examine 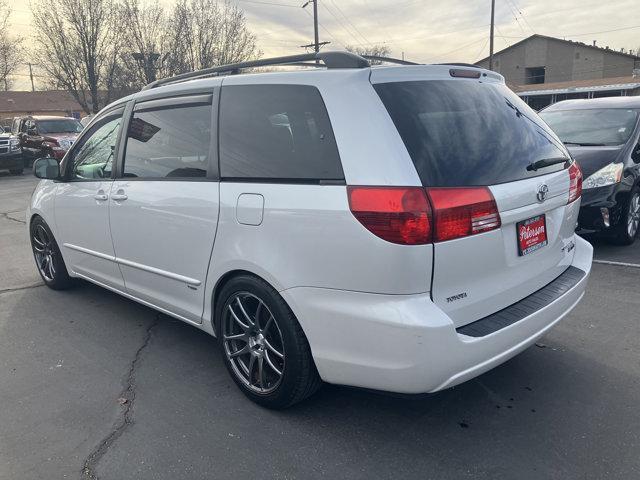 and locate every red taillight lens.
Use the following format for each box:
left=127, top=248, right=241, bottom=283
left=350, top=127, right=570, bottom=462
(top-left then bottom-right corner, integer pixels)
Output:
left=427, top=187, right=501, bottom=242
left=568, top=161, right=582, bottom=204
left=347, top=186, right=432, bottom=245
